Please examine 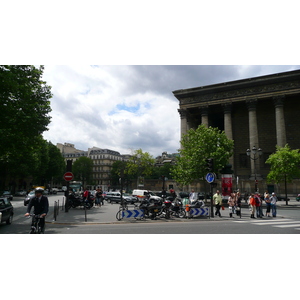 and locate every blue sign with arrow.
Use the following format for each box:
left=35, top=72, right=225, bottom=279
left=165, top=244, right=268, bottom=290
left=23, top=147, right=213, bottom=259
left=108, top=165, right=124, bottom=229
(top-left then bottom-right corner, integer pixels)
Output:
left=205, top=172, right=215, bottom=183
